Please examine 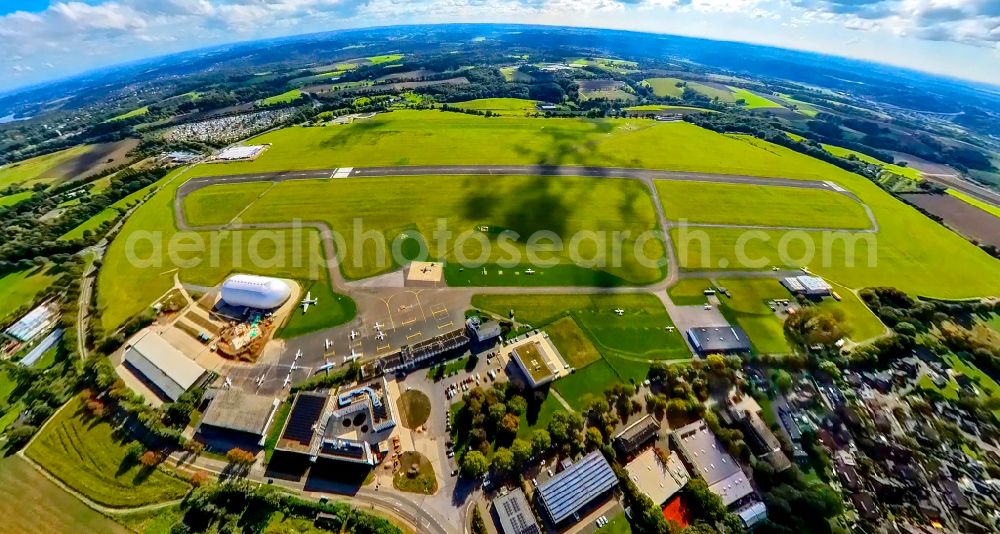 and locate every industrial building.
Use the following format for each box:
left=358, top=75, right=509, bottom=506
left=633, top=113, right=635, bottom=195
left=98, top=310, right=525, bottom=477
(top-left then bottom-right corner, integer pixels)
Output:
left=613, top=414, right=661, bottom=456
left=220, top=274, right=291, bottom=310
left=781, top=275, right=832, bottom=297
left=492, top=488, right=541, bottom=534
left=504, top=331, right=567, bottom=389
left=123, top=329, right=209, bottom=402
left=272, top=378, right=397, bottom=468
left=214, top=144, right=268, bottom=161
left=624, top=448, right=690, bottom=506
left=686, top=326, right=752, bottom=356
left=197, top=390, right=280, bottom=449
left=670, top=420, right=755, bottom=507
left=379, top=328, right=470, bottom=373
left=536, top=451, right=618, bottom=525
